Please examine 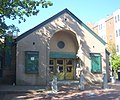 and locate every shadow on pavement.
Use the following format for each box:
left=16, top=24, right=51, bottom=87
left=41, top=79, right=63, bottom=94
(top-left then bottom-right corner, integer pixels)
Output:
left=0, top=81, right=120, bottom=100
